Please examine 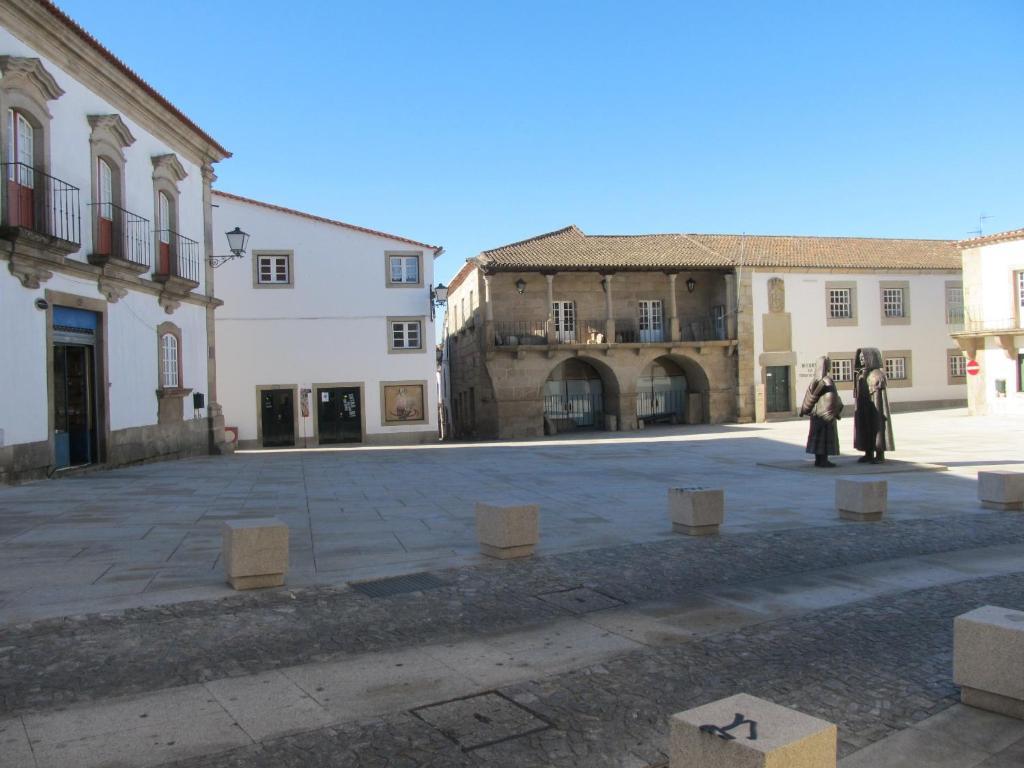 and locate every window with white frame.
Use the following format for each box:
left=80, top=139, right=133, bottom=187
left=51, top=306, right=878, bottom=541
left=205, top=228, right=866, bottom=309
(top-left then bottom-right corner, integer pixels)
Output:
left=882, top=287, right=905, bottom=317
left=828, top=288, right=852, bottom=319
left=884, top=356, right=907, bottom=380
left=388, top=254, right=420, bottom=285
left=256, top=253, right=291, bottom=285
left=160, top=333, right=179, bottom=388
left=830, top=358, right=853, bottom=382
left=946, top=285, right=964, bottom=325
left=390, top=320, right=422, bottom=350
left=948, top=354, right=966, bottom=379
left=1017, top=271, right=1024, bottom=313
